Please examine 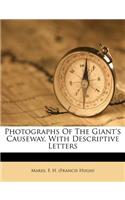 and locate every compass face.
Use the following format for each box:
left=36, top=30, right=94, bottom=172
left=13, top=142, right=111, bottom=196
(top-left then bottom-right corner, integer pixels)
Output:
left=54, top=49, right=115, bottom=116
